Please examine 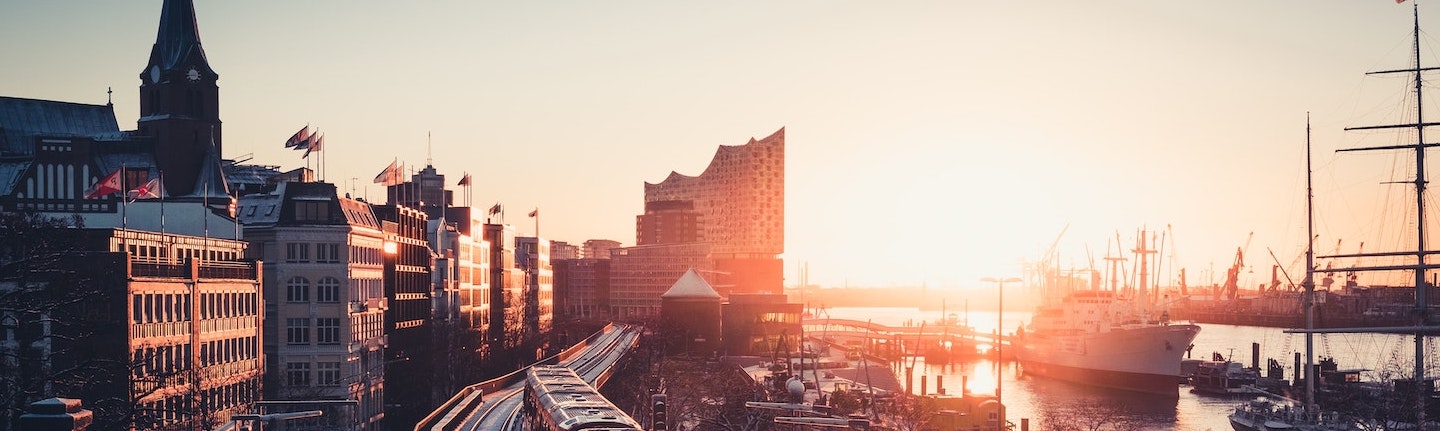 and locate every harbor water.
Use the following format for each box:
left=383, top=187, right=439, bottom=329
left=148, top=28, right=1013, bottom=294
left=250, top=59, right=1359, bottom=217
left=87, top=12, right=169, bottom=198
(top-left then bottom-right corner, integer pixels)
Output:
left=822, top=306, right=1438, bottom=431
